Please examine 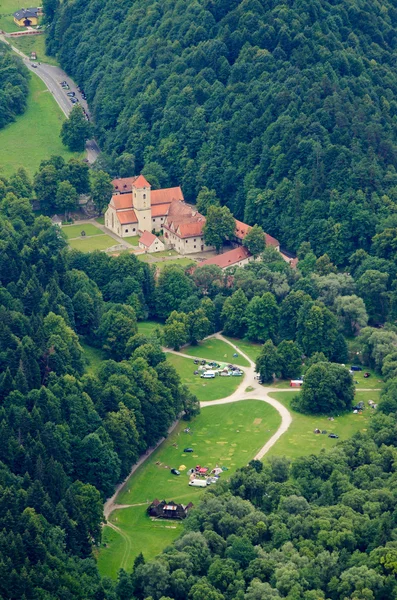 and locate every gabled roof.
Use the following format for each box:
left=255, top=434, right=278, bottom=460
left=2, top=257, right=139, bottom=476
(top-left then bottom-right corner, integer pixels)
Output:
left=152, top=187, right=184, bottom=205
left=177, top=221, right=205, bottom=238
left=116, top=209, right=138, bottom=224
left=111, top=193, right=133, bottom=210
left=199, top=246, right=252, bottom=269
left=234, top=219, right=280, bottom=247
left=133, top=175, right=150, bottom=188
left=139, top=230, right=157, bottom=247
left=112, top=177, right=138, bottom=193
left=13, top=7, right=39, bottom=19
left=151, top=203, right=171, bottom=217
